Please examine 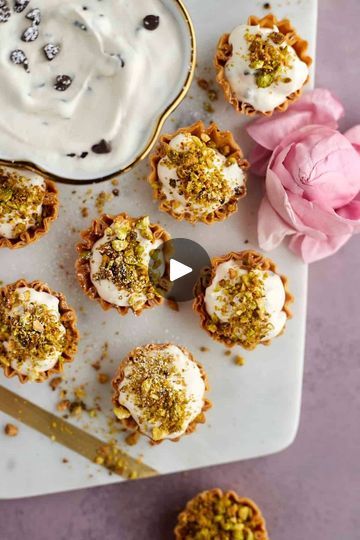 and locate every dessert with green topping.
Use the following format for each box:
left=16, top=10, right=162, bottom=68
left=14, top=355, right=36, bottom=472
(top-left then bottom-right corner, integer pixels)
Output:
left=76, top=213, right=171, bottom=316
left=0, top=279, right=79, bottom=383
left=112, top=343, right=211, bottom=443
left=215, top=13, right=312, bottom=115
left=194, top=250, right=293, bottom=350
left=149, top=121, right=248, bottom=224
left=174, top=488, right=269, bottom=540
left=0, top=164, right=59, bottom=249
